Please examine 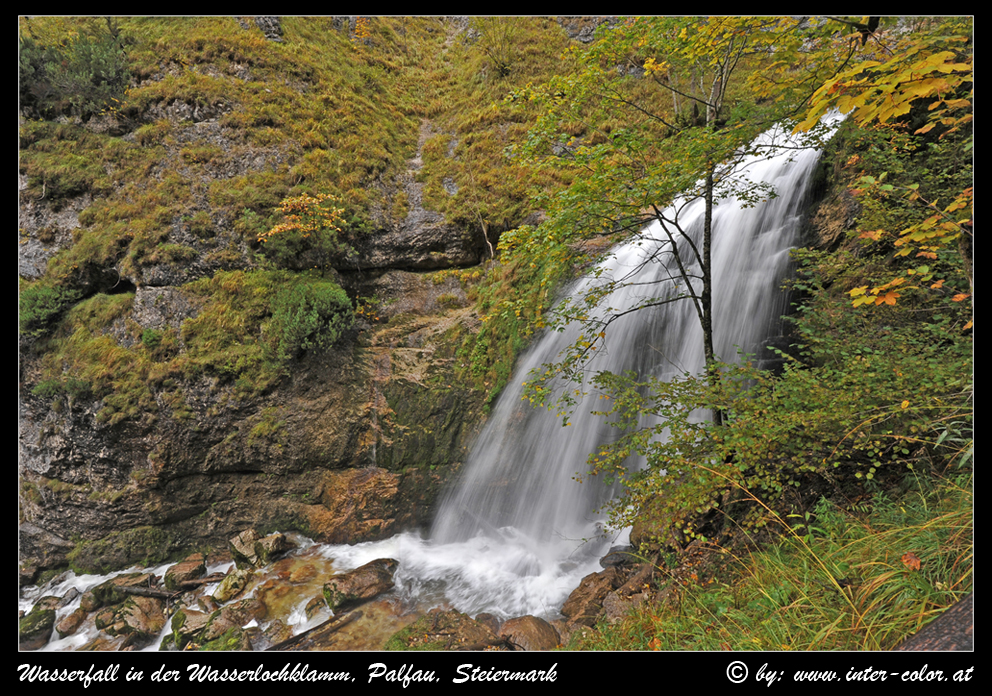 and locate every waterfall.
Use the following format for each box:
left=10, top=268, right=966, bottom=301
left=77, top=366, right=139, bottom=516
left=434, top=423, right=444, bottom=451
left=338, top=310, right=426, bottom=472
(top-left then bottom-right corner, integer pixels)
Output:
left=20, top=119, right=842, bottom=647
left=408, top=118, right=840, bottom=617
